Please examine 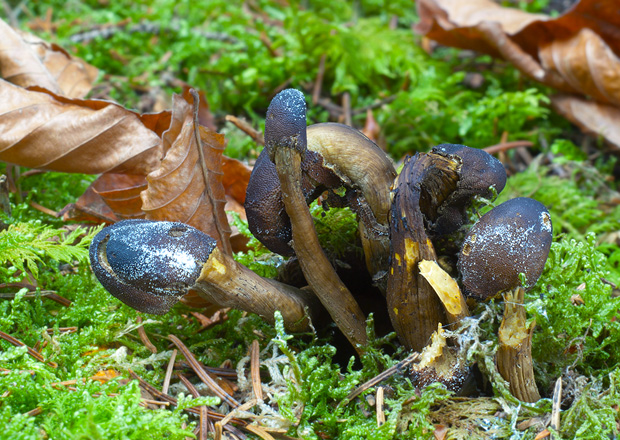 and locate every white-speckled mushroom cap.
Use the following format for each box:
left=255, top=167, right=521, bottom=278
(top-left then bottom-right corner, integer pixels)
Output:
left=457, top=197, right=552, bottom=299
left=89, top=220, right=216, bottom=314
